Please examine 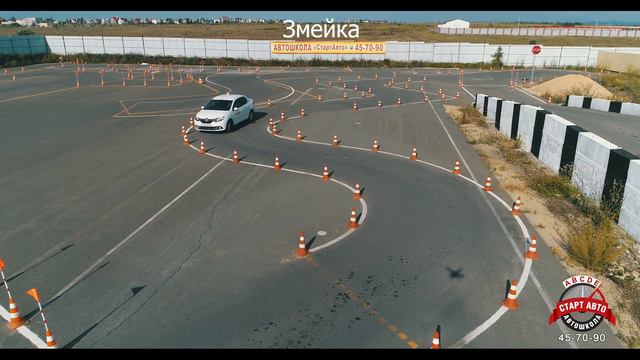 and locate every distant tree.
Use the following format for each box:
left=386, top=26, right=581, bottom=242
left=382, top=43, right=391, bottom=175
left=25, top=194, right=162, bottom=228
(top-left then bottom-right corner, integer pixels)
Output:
left=529, top=39, right=538, bottom=44
left=491, top=46, right=504, bottom=67
left=17, top=29, right=35, bottom=36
